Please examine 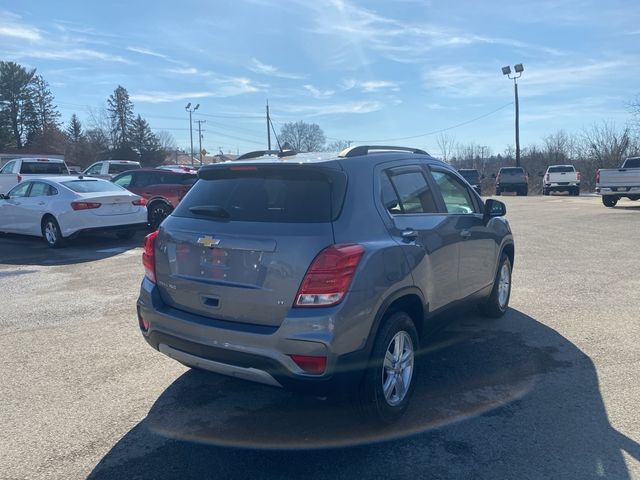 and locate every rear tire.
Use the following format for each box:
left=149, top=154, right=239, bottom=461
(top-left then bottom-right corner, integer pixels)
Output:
left=495, top=188, right=501, bottom=196
left=543, top=188, right=549, bottom=196
left=628, top=195, right=639, bottom=201
left=149, top=202, right=173, bottom=230
left=602, top=196, right=618, bottom=207
left=359, top=311, right=418, bottom=424
left=41, top=216, right=65, bottom=248
left=478, top=253, right=512, bottom=318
